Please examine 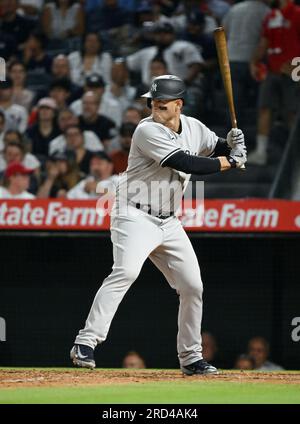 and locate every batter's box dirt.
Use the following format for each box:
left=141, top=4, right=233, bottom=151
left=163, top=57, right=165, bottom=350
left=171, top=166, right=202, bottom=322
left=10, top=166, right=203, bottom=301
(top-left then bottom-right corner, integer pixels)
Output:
left=0, top=369, right=300, bottom=388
